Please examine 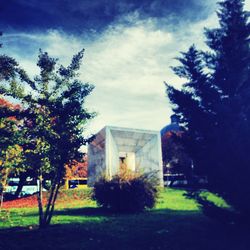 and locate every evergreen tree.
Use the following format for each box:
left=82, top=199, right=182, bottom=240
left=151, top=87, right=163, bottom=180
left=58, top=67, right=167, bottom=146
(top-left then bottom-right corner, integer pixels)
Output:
left=166, top=0, right=250, bottom=219
left=166, top=46, right=219, bottom=175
